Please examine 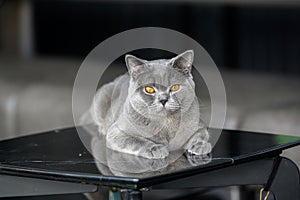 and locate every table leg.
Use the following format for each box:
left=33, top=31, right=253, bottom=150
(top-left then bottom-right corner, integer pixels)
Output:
left=109, top=188, right=122, bottom=200
left=124, top=190, right=142, bottom=200
left=150, top=157, right=300, bottom=199
left=269, top=157, right=300, bottom=200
